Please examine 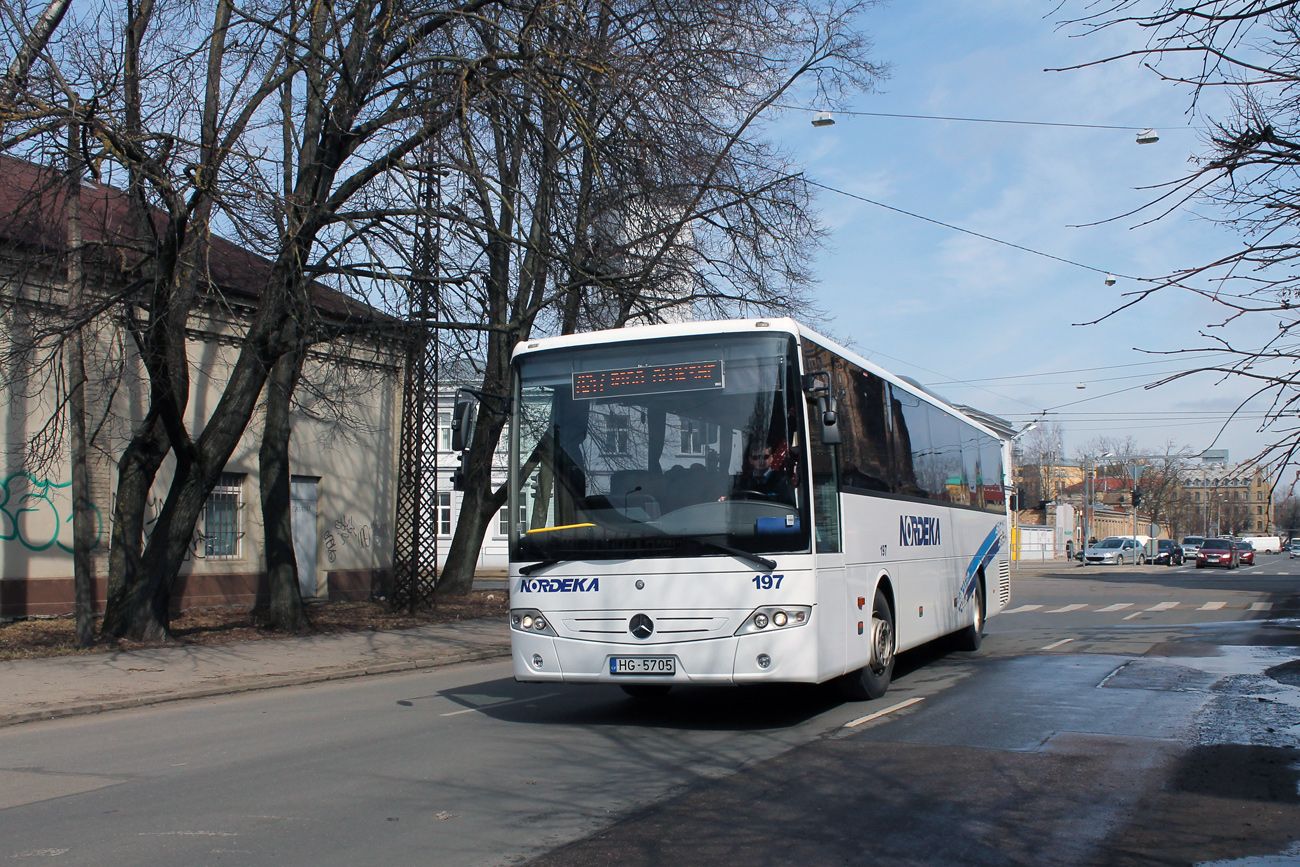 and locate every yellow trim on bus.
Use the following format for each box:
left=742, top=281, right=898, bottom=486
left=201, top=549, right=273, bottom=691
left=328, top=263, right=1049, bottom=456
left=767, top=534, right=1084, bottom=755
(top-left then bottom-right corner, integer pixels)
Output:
left=525, top=523, right=596, bottom=535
